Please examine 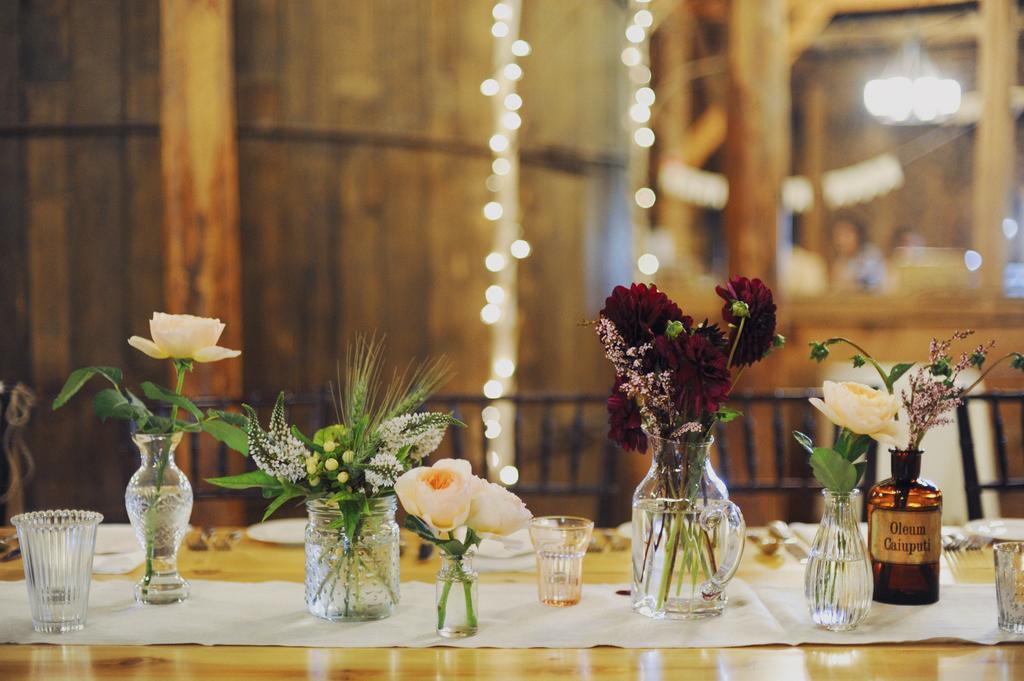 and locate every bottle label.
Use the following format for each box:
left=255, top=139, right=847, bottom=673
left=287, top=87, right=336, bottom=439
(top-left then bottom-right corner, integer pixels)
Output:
left=869, top=508, right=941, bottom=565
